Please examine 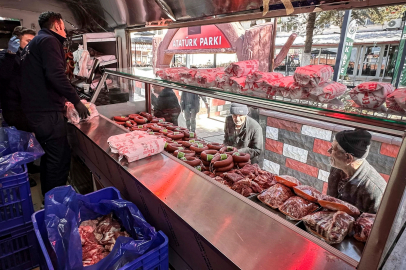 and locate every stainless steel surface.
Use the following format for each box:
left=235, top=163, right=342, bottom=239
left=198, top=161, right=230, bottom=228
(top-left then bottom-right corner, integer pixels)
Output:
left=74, top=115, right=356, bottom=269
left=358, top=135, right=406, bottom=270
left=102, top=69, right=406, bottom=137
